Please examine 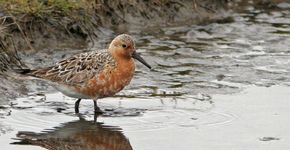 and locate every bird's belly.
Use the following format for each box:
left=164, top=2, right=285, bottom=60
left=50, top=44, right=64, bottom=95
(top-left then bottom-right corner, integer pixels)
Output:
left=54, top=84, right=91, bottom=99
